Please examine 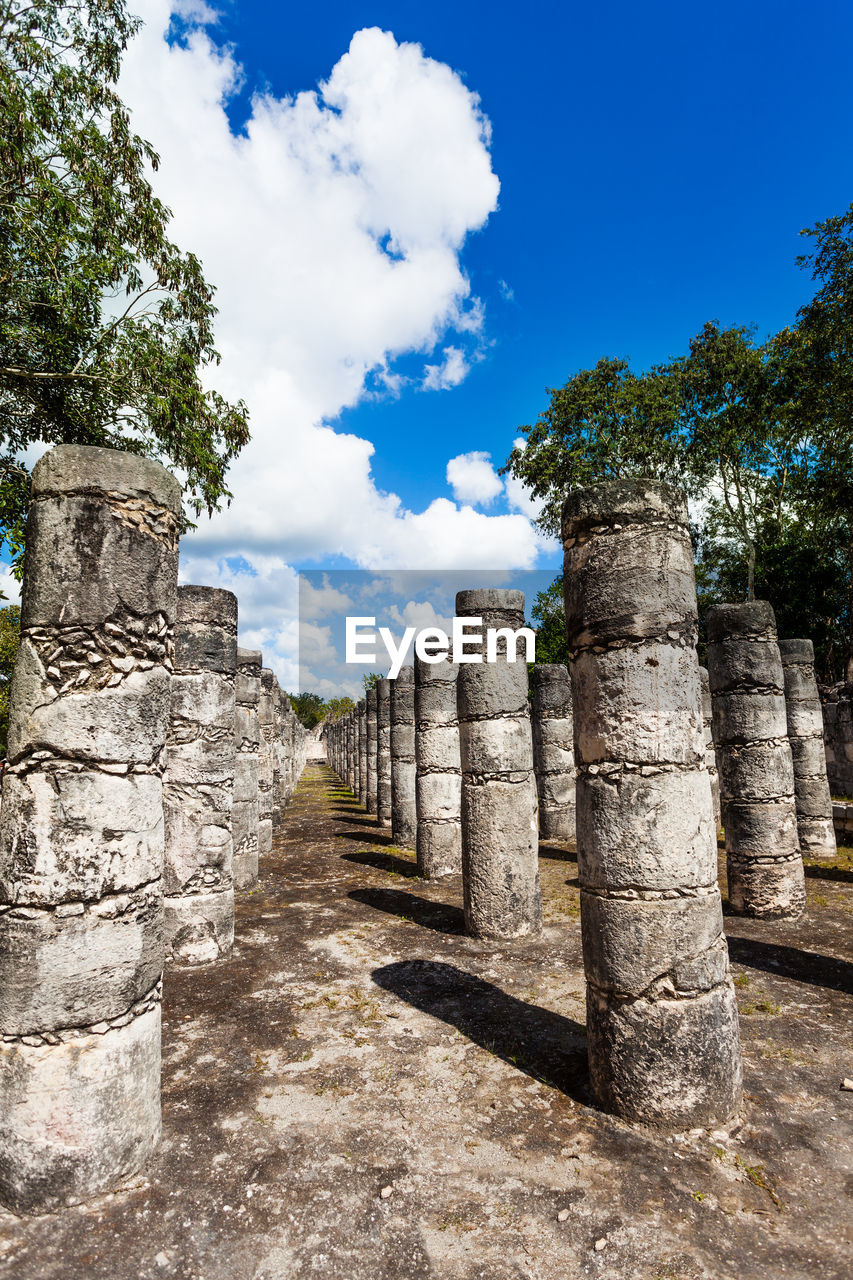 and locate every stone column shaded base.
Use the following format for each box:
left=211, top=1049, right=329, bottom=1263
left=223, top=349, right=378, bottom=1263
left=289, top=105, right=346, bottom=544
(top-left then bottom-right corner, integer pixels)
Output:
left=0, top=1002, right=161, bottom=1214
left=586, top=983, right=742, bottom=1130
